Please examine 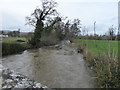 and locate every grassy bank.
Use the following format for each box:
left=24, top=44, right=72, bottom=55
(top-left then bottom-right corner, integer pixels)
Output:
left=2, top=37, right=28, bottom=56
left=74, top=39, right=120, bottom=88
